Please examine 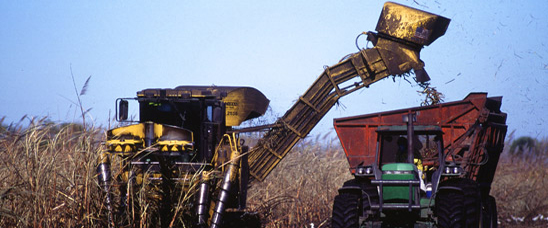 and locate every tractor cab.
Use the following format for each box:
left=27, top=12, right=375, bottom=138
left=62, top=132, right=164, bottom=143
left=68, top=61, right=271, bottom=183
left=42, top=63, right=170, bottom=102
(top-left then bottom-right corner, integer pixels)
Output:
left=353, top=114, right=445, bottom=213
left=374, top=125, right=444, bottom=203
